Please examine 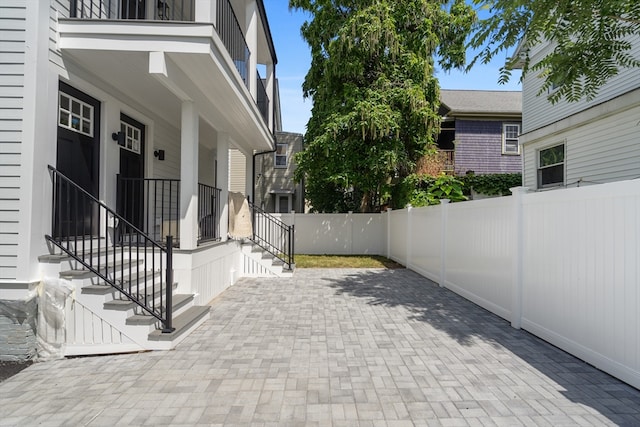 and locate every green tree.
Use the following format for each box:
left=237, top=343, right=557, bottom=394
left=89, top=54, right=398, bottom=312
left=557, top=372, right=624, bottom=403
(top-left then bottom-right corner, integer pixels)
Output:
left=290, top=0, right=475, bottom=212
left=469, top=0, right=640, bottom=103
